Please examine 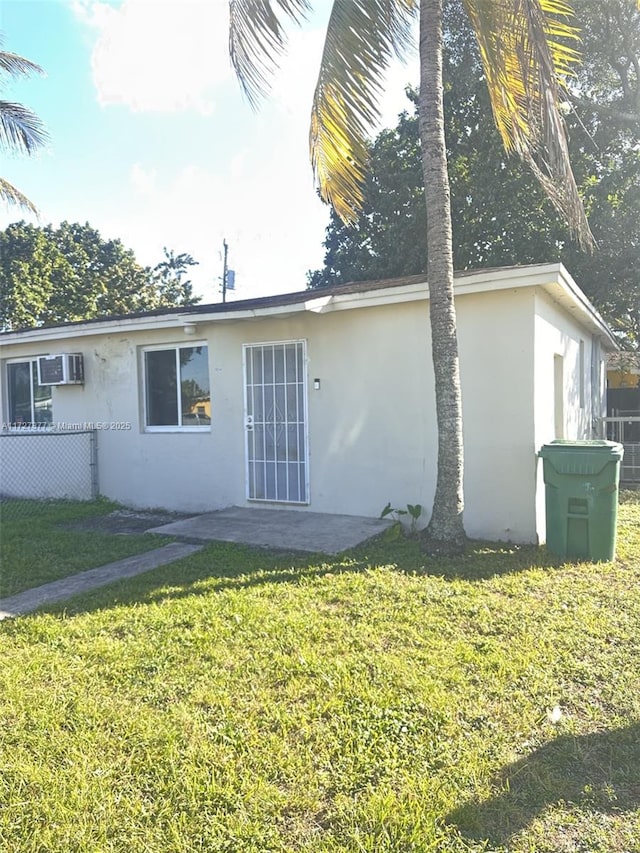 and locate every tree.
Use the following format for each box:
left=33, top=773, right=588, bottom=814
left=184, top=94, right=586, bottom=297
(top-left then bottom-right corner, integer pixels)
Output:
left=307, top=1, right=640, bottom=344
left=0, top=221, right=201, bottom=330
left=566, top=0, right=640, bottom=130
left=0, top=223, right=61, bottom=329
left=152, top=247, right=199, bottom=306
left=307, top=101, right=427, bottom=289
left=0, top=41, right=47, bottom=211
left=229, top=0, right=593, bottom=552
